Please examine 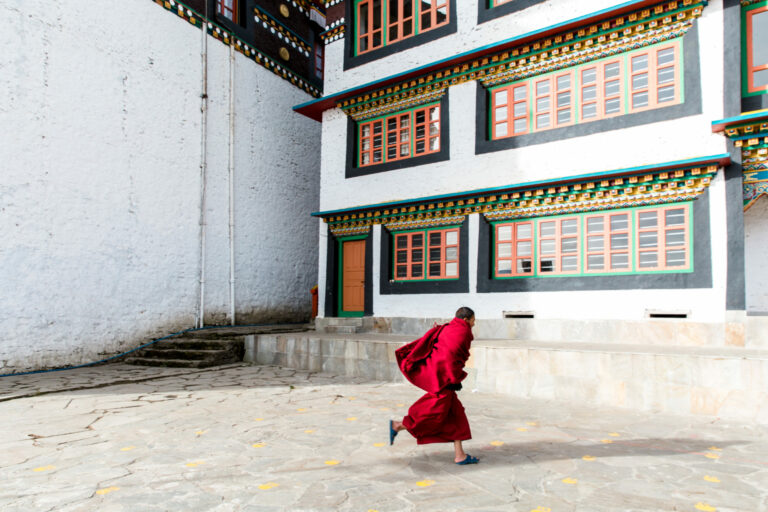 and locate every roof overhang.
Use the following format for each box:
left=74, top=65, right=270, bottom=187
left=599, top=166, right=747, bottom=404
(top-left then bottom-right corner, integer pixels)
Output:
left=711, top=110, right=768, bottom=134
left=294, top=0, right=699, bottom=121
